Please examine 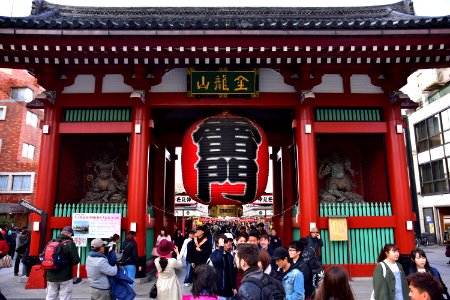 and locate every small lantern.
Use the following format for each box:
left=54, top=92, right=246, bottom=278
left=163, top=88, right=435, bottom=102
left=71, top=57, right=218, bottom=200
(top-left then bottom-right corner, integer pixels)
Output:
left=182, top=113, right=269, bottom=205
